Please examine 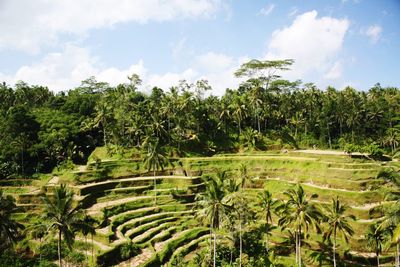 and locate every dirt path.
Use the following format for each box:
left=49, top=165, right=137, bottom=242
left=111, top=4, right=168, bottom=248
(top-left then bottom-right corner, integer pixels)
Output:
left=295, top=149, right=368, bottom=156
left=265, top=177, right=369, bottom=193
left=77, top=175, right=197, bottom=189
